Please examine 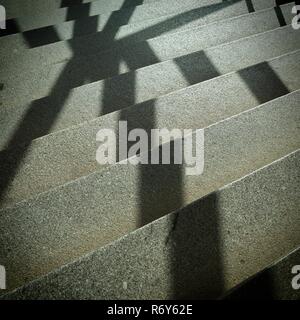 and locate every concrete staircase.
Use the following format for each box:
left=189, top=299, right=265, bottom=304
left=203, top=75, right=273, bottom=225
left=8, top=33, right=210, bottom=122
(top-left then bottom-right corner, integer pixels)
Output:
left=0, top=0, right=299, bottom=299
